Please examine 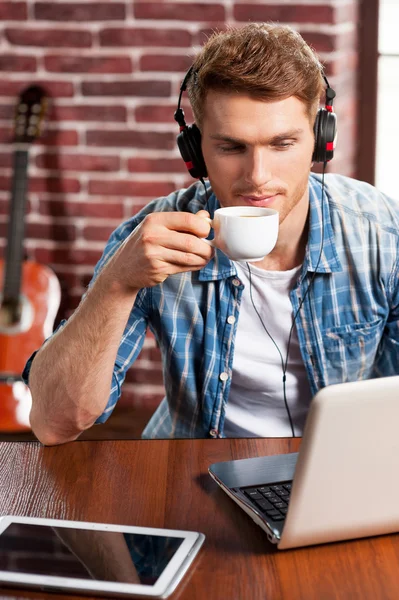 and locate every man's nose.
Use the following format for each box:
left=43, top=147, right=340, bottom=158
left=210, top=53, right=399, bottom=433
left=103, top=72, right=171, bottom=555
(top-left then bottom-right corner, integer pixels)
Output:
left=244, top=148, right=272, bottom=188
